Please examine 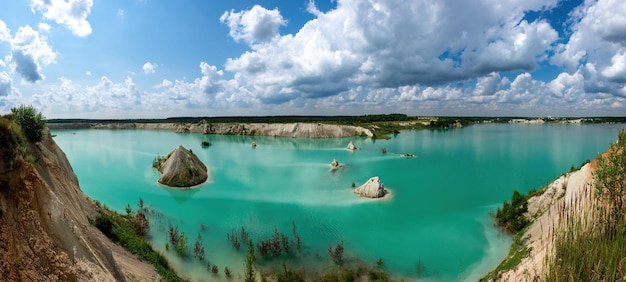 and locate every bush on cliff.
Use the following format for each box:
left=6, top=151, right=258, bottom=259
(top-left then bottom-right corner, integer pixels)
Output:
left=11, top=105, right=46, bottom=143
left=495, top=190, right=529, bottom=233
